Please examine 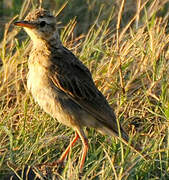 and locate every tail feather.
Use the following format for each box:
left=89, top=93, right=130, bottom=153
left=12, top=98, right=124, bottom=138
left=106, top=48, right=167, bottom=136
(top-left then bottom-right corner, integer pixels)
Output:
left=120, top=127, right=129, bottom=142
left=97, top=125, right=128, bottom=142
left=96, top=124, right=148, bottom=161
